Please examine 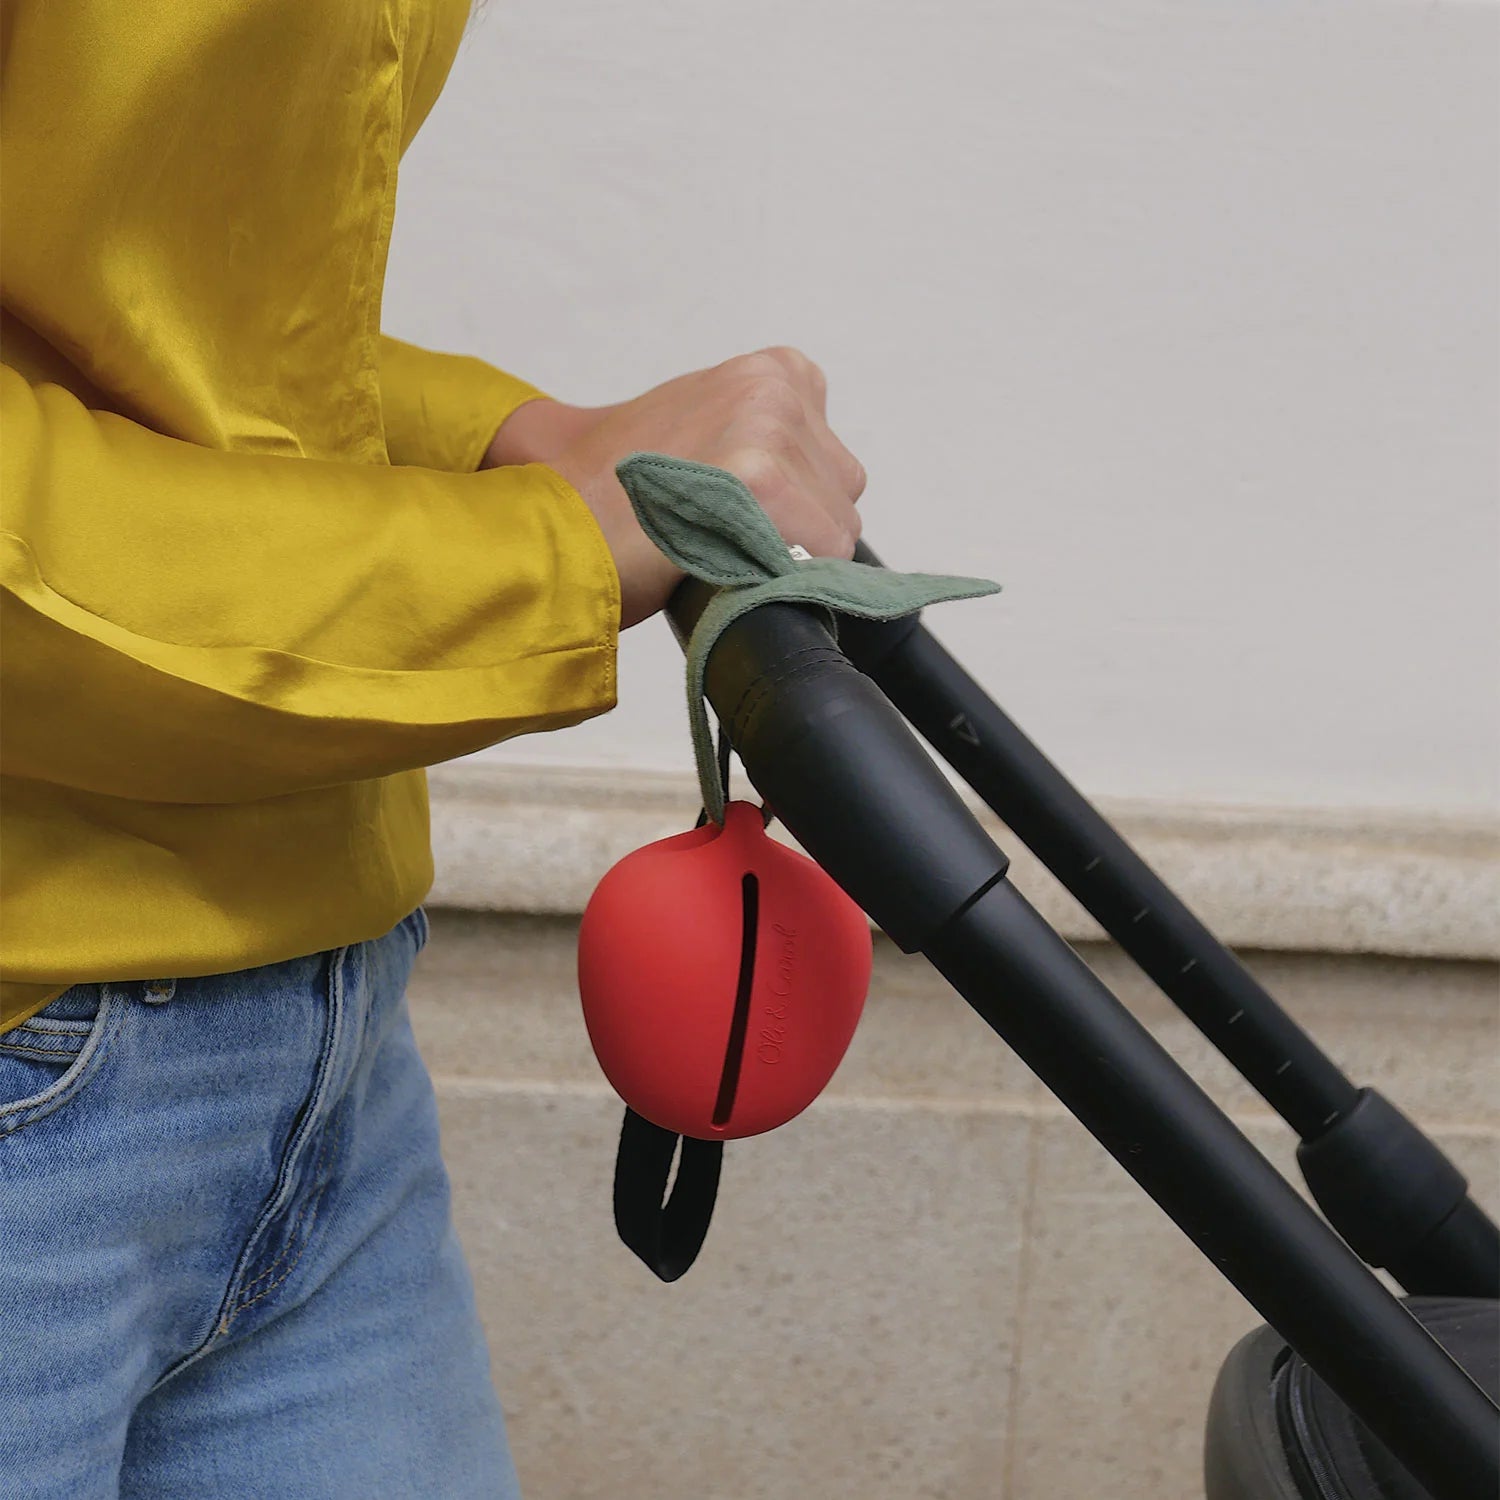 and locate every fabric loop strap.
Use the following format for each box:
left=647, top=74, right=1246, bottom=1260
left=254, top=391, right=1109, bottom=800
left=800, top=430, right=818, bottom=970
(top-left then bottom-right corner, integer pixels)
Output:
left=615, top=452, right=1001, bottom=824
left=613, top=1107, right=724, bottom=1282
